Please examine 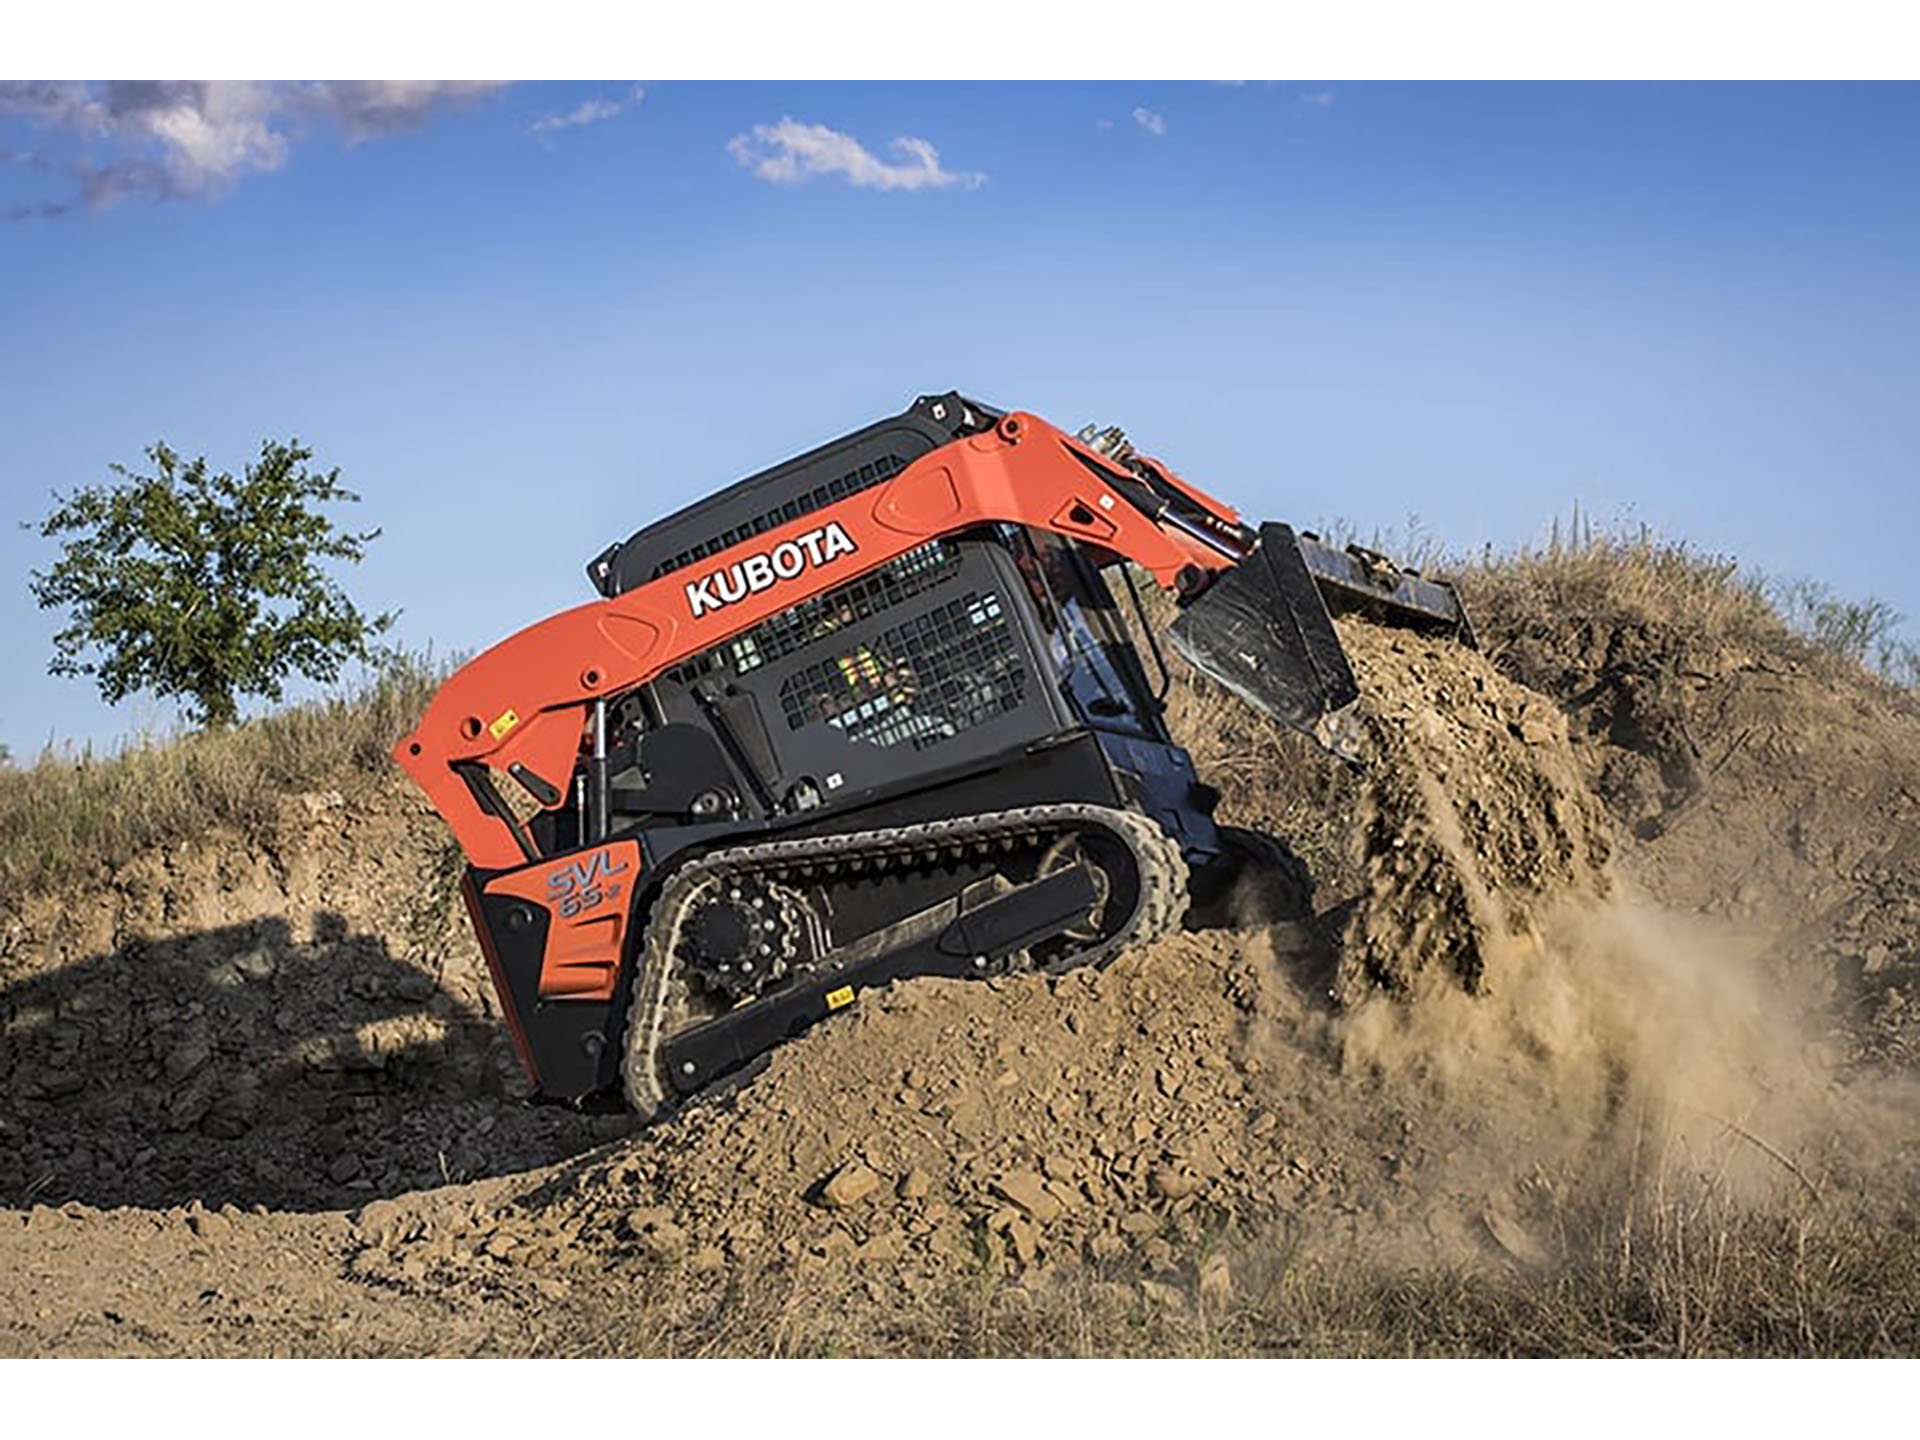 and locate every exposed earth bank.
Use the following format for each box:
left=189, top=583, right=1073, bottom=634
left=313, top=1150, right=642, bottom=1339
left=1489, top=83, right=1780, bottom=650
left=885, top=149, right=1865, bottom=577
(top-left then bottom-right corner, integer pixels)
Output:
left=5, top=576, right=1919, bottom=1356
